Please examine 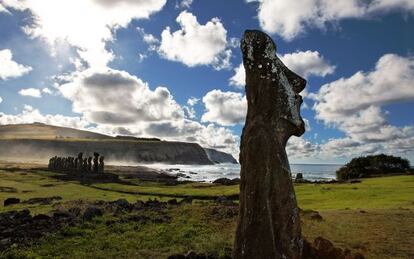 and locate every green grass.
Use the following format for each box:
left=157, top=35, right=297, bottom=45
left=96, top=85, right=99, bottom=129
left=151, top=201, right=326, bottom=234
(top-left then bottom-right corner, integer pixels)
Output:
left=1, top=169, right=413, bottom=258
left=0, top=170, right=164, bottom=214
left=92, top=181, right=239, bottom=199
left=295, top=175, right=414, bottom=210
